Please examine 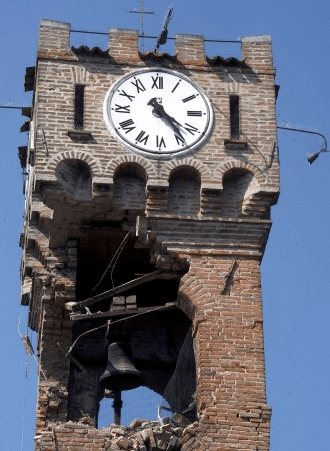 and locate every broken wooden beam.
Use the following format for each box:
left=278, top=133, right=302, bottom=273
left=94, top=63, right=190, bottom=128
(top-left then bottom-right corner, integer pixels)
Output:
left=70, top=302, right=178, bottom=321
left=71, top=269, right=183, bottom=312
